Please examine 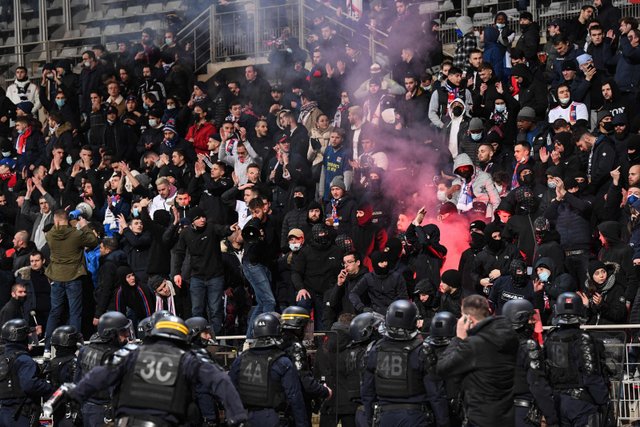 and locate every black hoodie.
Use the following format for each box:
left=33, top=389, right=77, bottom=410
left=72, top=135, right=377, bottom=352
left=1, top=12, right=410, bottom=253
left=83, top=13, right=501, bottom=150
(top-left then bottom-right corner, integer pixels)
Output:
left=597, top=220, right=639, bottom=302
